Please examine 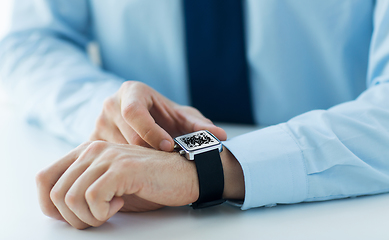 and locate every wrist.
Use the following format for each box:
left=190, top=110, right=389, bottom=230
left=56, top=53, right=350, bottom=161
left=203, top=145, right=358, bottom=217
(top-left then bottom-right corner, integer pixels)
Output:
left=169, top=151, right=200, bottom=205
left=220, top=146, right=245, bottom=200
left=173, top=130, right=244, bottom=207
